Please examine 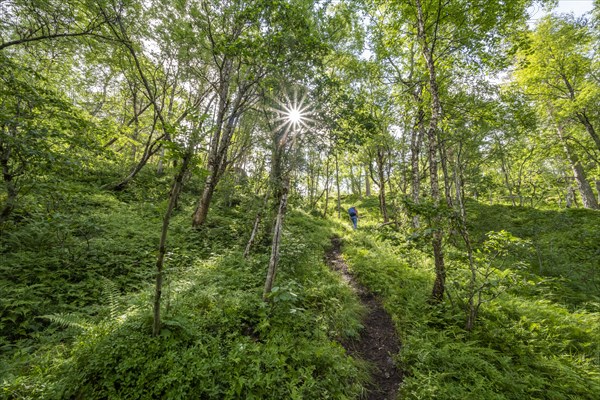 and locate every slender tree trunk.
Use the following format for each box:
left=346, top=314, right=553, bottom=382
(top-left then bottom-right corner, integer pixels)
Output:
left=193, top=172, right=218, bottom=226
left=157, top=147, right=166, bottom=175
left=596, top=180, right=600, bottom=205
left=415, top=0, right=446, bottom=302
left=439, top=143, right=453, bottom=208
left=386, top=148, right=398, bottom=224
left=111, top=136, right=163, bottom=191
left=556, top=123, right=598, bottom=209
left=376, top=149, right=389, bottom=223
left=0, top=140, right=18, bottom=225
left=157, top=70, right=180, bottom=176
left=244, top=188, right=270, bottom=258
left=263, top=180, right=289, bottom=300
left=349, top=165, right=361, bottom=197
left=335, top=151, right=341, bottom=218
left=576, top=112, right=600, bottom=153
left=497, top=139, right=516, bottom=206
left=192, top=108, right=241, bottom=227
left=452, top=151, right=478, bottom=331
left=357, top=165, right=363, bottom=198
left=153, top=145, right=194, bottom=336
left=323, top=157, right=331, bottom=217
left=192, top=59, right=235, bottom=227
left=411, top=108, right=424, bottom=228
left=365, top=164, right=371, bottom=196
left=566, top=185, right=574, bottom=208
left=130, top=85, right=140, bottom=163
